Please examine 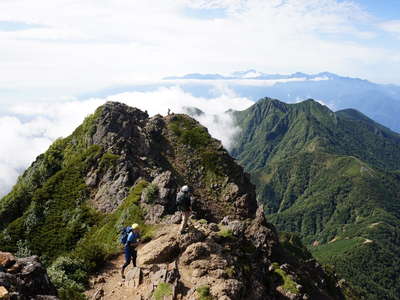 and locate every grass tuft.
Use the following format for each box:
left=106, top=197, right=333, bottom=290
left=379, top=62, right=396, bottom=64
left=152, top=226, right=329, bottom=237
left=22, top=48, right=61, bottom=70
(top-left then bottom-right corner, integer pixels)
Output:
left=153, top=282, right=172, bottom=300
left=196, top=285, right=213, bottom=300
